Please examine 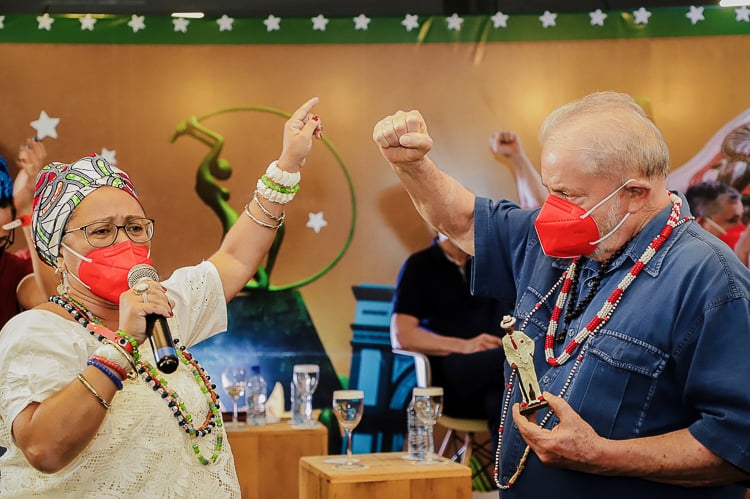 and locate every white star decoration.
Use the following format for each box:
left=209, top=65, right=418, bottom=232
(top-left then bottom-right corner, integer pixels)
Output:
left=31, top=111, right=60, bottom=140
left=173, top=18, right=189, bottom=33
left=685, top=6, right=704, bottom=25
left=446, top=13, right=464, bottom=31
left=312, top=14, right=329, bottom=31
left=633, top=7, right=652, bottom=25
left=735, top=6, right=750, bottom=22
left=100, top=148, right=117, bottom=165
left=217, top=15, right=234, bottom=31
left=128, top=15, right=145, bottom=33
left=306, top=212, right=328, bottom=233
left=491, top=11, right=509, bottom=28
left=353, top=14, right=371, bottom=30
left=0, top=16, right=5, bottom=29
left=539, top=10, right=557, bottom=28
left=401, top=14, right=419, bottom=32
left=79, top=14, right=96, bottom=31
left=37, top=13, right=54, bottom=31
left=589, top=9, right=607, bottom=26
left=13, top=7, right=750, bottom=40
left=264, top=15, right=281, bottom=31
